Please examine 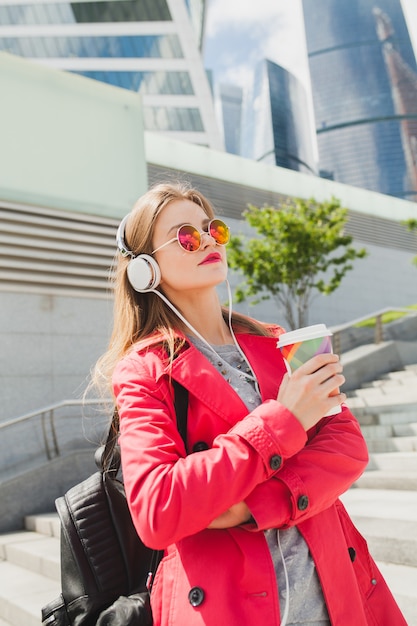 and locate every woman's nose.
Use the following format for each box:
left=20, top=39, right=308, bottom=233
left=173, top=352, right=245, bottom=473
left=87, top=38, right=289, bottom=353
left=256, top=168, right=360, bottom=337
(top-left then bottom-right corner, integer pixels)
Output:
left=200, top=230, right=216, bottom=246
